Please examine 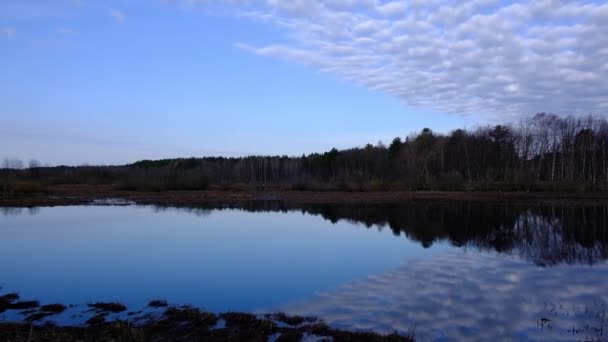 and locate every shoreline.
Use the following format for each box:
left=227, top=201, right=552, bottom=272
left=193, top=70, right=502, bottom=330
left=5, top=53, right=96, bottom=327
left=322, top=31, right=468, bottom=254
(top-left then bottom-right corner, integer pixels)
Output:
left=0, top=293, right=413, bottom=342
left=0, top=320, right=411, bottom=342
left=3, top=185, right=608, bottom=207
